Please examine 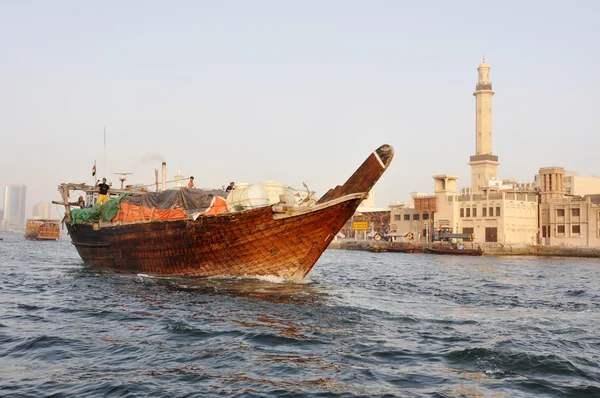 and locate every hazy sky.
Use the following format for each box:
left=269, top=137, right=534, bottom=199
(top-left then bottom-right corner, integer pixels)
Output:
left=1, top=1, right=599, bottom=218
